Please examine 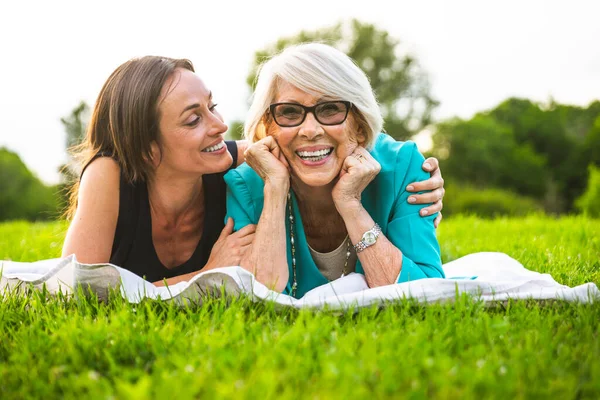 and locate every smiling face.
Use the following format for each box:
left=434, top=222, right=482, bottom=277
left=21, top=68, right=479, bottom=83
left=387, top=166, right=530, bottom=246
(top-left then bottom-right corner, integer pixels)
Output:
left=266, top=81, right=365, bottom=187
left=152, top=68, right=232, bottom=176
